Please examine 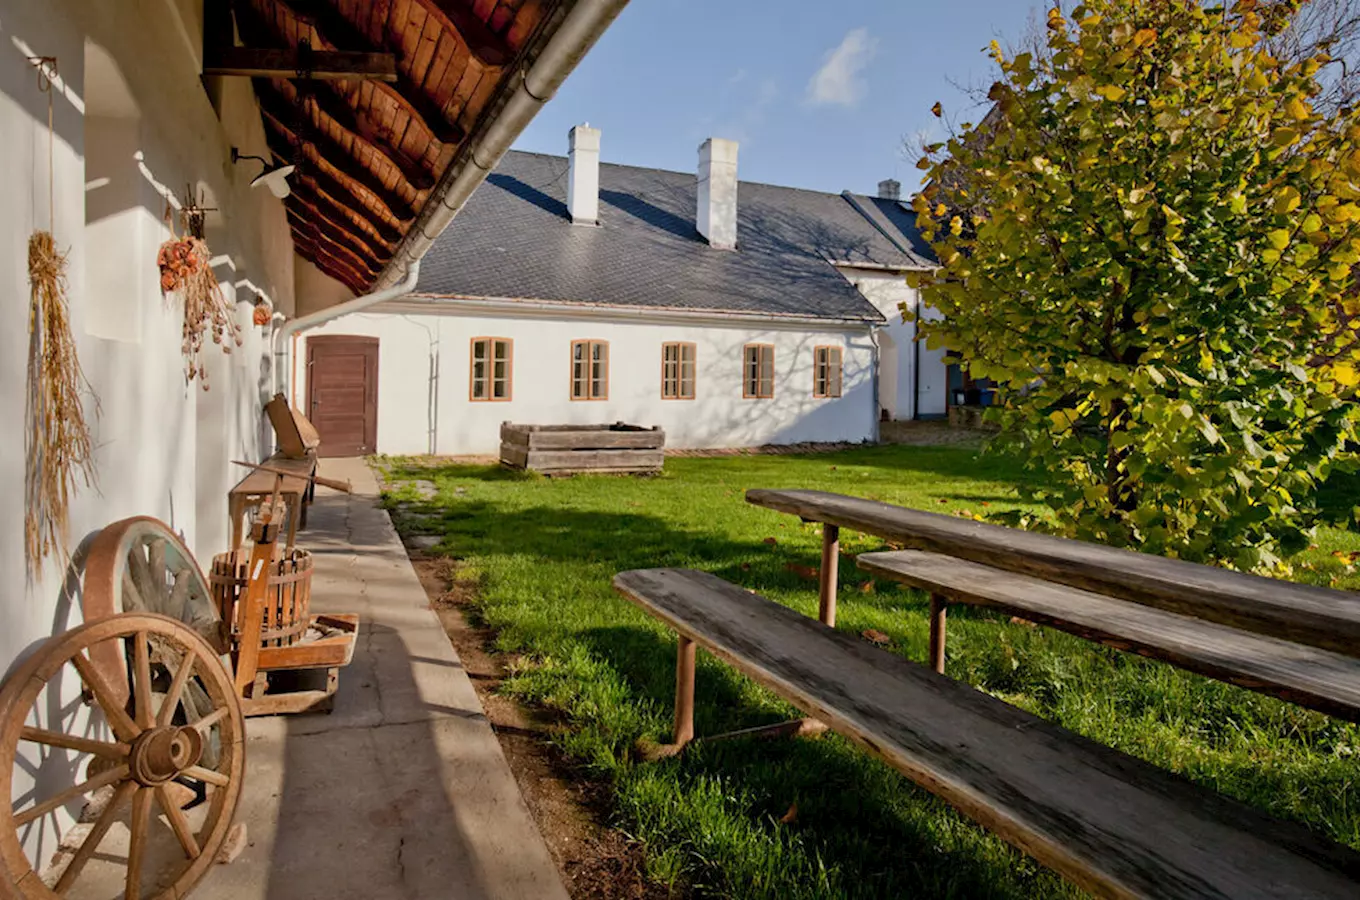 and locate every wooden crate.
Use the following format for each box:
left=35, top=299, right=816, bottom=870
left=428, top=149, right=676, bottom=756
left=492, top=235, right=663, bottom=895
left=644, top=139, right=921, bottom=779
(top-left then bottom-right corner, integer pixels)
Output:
left=500, top=422, right=665, bottom=475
